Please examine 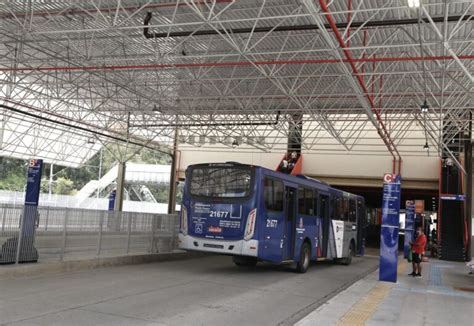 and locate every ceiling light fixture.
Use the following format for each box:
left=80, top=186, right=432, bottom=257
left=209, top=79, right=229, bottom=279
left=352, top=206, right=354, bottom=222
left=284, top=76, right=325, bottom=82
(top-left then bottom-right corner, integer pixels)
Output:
left=408, top=0, right=420, bottom=8
left=421, top=99, right=429, bottom=113
left=423, top=142, right=429, bottom=150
